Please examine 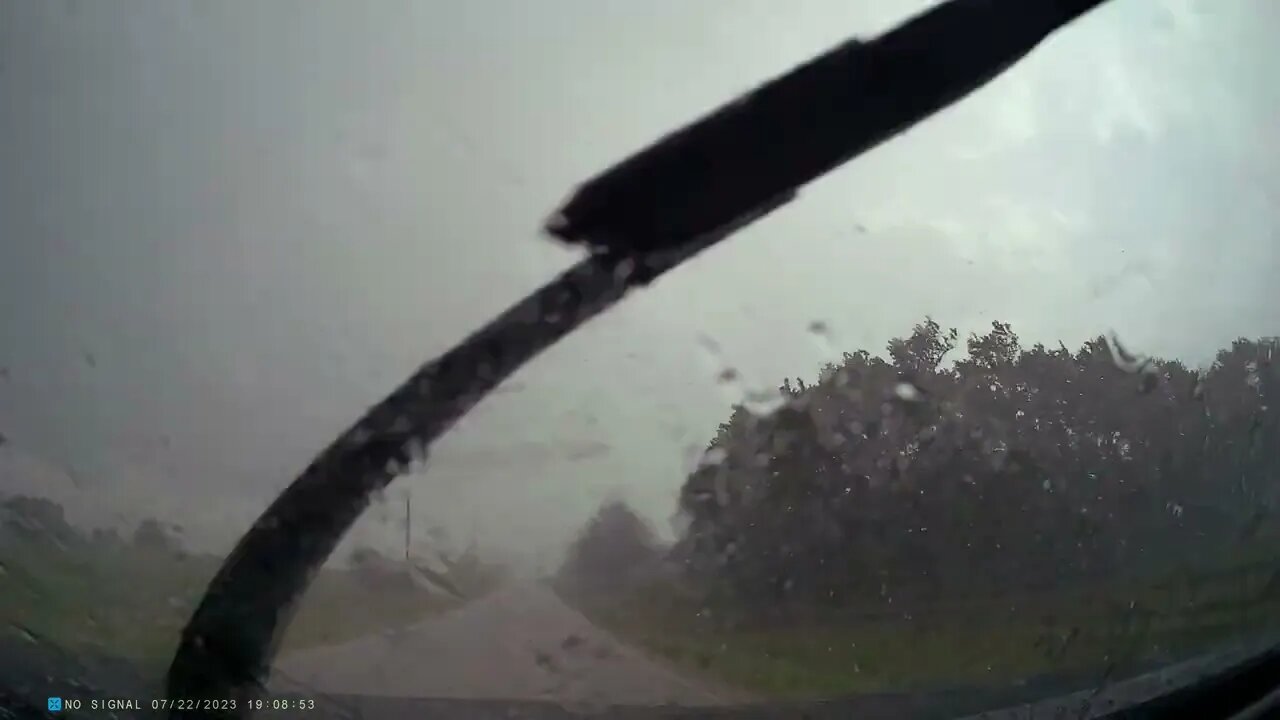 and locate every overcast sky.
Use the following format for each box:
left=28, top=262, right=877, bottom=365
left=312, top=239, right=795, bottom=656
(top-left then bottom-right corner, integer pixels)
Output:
left=1, top=0, right=1277, bottom=568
